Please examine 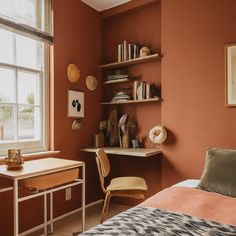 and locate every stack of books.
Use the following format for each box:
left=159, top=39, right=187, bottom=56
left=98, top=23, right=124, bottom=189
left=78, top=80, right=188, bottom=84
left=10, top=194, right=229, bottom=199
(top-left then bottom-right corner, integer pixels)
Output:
left=133, top=81, right=155, bottom=100
left=118, top=40, right=139, bottom=62
left=107, top=74, right=128, bottom=81
left=112, top=92, right=131, bottom=102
